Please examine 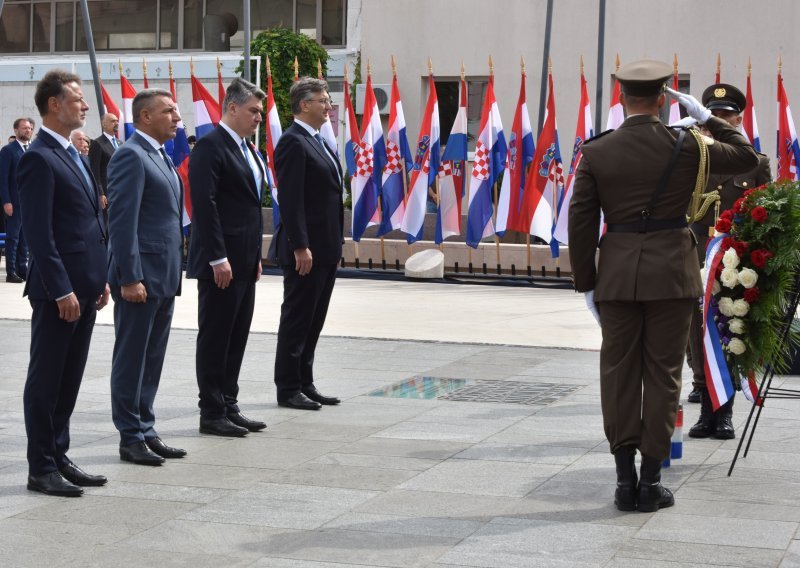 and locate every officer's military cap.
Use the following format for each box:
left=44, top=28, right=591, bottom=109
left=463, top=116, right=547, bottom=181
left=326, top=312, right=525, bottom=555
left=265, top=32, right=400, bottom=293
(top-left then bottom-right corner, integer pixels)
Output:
left=616, top=59, right=673, bottom=97
left=701, top=83, right=747, bottom=114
